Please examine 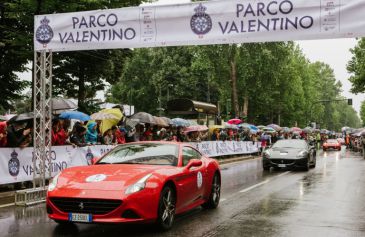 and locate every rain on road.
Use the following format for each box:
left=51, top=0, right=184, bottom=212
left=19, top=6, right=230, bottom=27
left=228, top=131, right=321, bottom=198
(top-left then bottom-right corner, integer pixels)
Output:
left=1, top=147, right=365, bottom=237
